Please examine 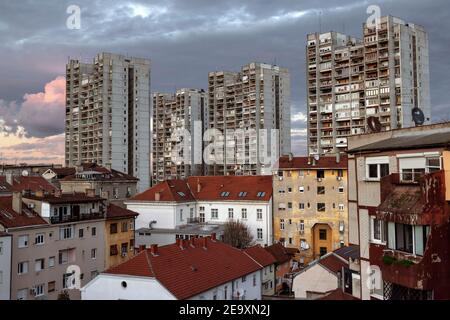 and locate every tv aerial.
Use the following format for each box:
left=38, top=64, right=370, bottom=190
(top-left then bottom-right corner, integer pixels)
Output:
left=367, top=116, right=382, bottom=133
left=412, top=107, right=425, bottom=126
